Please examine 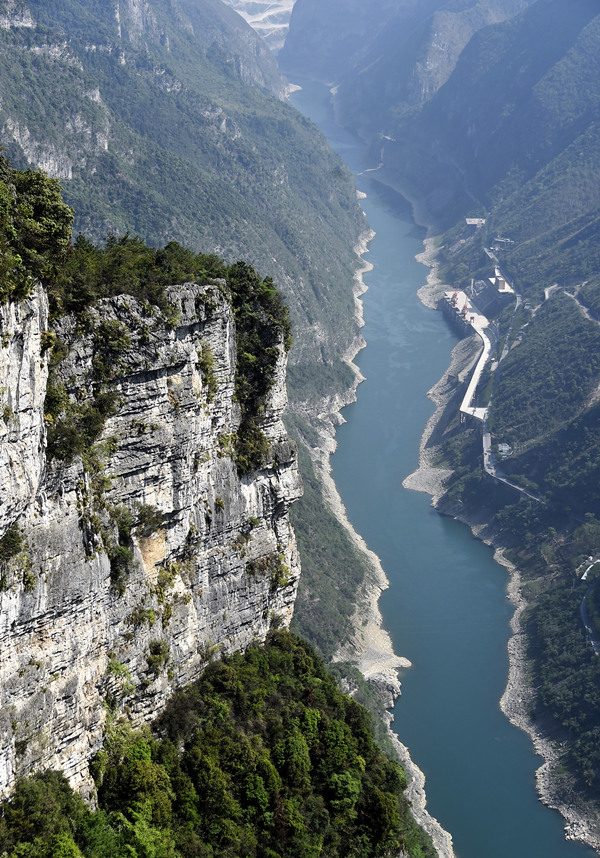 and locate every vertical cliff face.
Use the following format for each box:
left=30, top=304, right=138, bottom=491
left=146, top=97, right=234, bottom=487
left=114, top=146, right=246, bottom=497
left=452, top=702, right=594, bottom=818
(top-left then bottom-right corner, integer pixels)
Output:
left=0, top=281, right=302, bottom=797
left=0, top=283, right=48, bottom=534
left=221, top=0, right=296, bottom=53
